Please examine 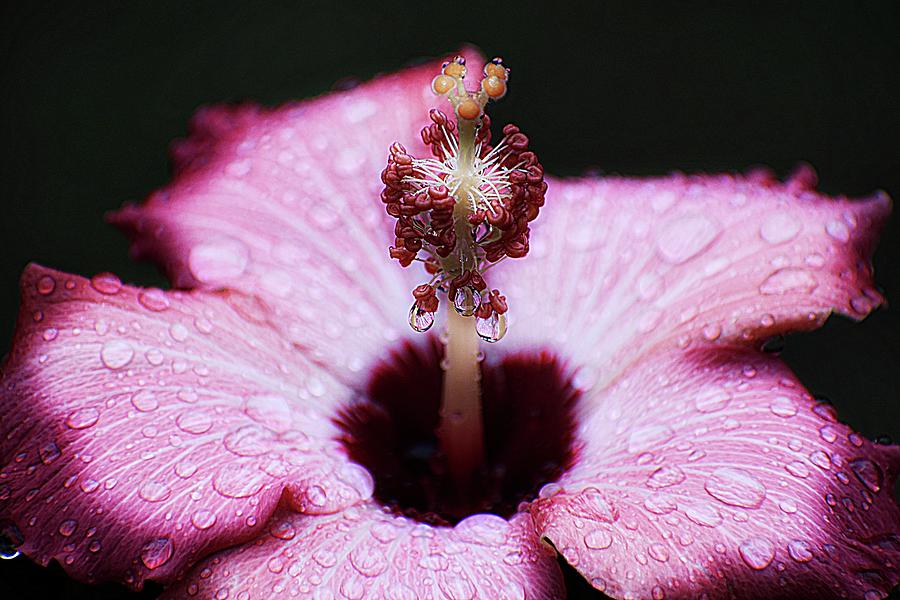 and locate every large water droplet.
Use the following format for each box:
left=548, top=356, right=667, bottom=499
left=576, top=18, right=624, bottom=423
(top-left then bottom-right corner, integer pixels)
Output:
left=58, top=519, right=77, bottom=537
left=213, top=463, right=265, bottom=498
left=583, top=528, right=613, bottom=549
left=191, top=509, right=217, bottom=530
left=475, top=312, right=508, bottom=343
left=189, top=239, right=250, bottom=282
left=223, top=425, right=273, bottom=457
left=785, top=461, right=810, bottom=478
left=647, top=466, right=686, bottom=489
left=100, top=340, right=134, bottom=369
left=787, top=539, right=813, bottom=563
left=825, top=220, right=850, bottom=242
left=681, top=501, right=723, bottom=527
left=349, top=544, right=389, bottom=577
left=176, top=411, right=213, bottom=434
left=759, top=268, right=817, bottom=295
left=694, top=389, right=731, bottom=413
left=656, top=215, right=720, bottom=264
left=849, top=458, right=883, bottom=493
left=243, top=395, right=292, bottom=433
left=704, top=467, right=766, bottom=508
left=0, top=521, right=24, bottom=559
left=90, top=273, right=123, bottom=295
left=131, top=390, right=159, bottom=412
left=648, top=542, right=670, bottom=563
left=138, top=289, right=170, bottom=312
left=66, top=408, right=100, bottom=429
left=769, top=396, right=798, bottom=418
left=408, top=304, right=434, bottom=333
left=628, top=425, right=675, bottom=453
left=36, top=275, right=56, bottom=295
left=452, top=286, right=481, bottom=317
left=760, top=214, right=801, bottom=245
left=140, top=537, right=174, bottom=570
left=139, top=481, right=172, bottom=503
left=643, top=493, right=678, bottom=515
left=738, top=537, right=775, bottom=570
